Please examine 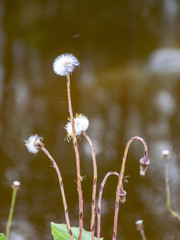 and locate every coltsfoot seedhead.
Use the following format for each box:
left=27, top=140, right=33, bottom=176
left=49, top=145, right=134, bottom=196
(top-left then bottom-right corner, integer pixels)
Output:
left=139, top=157, right=150, bottom=177
left=65, top=113, right=89, bottom=138
left=25, top=134, right=43, bottom=154
left=53, top=53, right=79, bottom=76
